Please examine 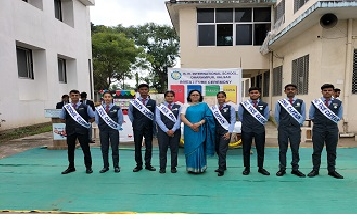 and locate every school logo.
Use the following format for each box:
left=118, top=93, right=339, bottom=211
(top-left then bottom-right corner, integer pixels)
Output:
left=171, top=70, right=182, bottom=80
